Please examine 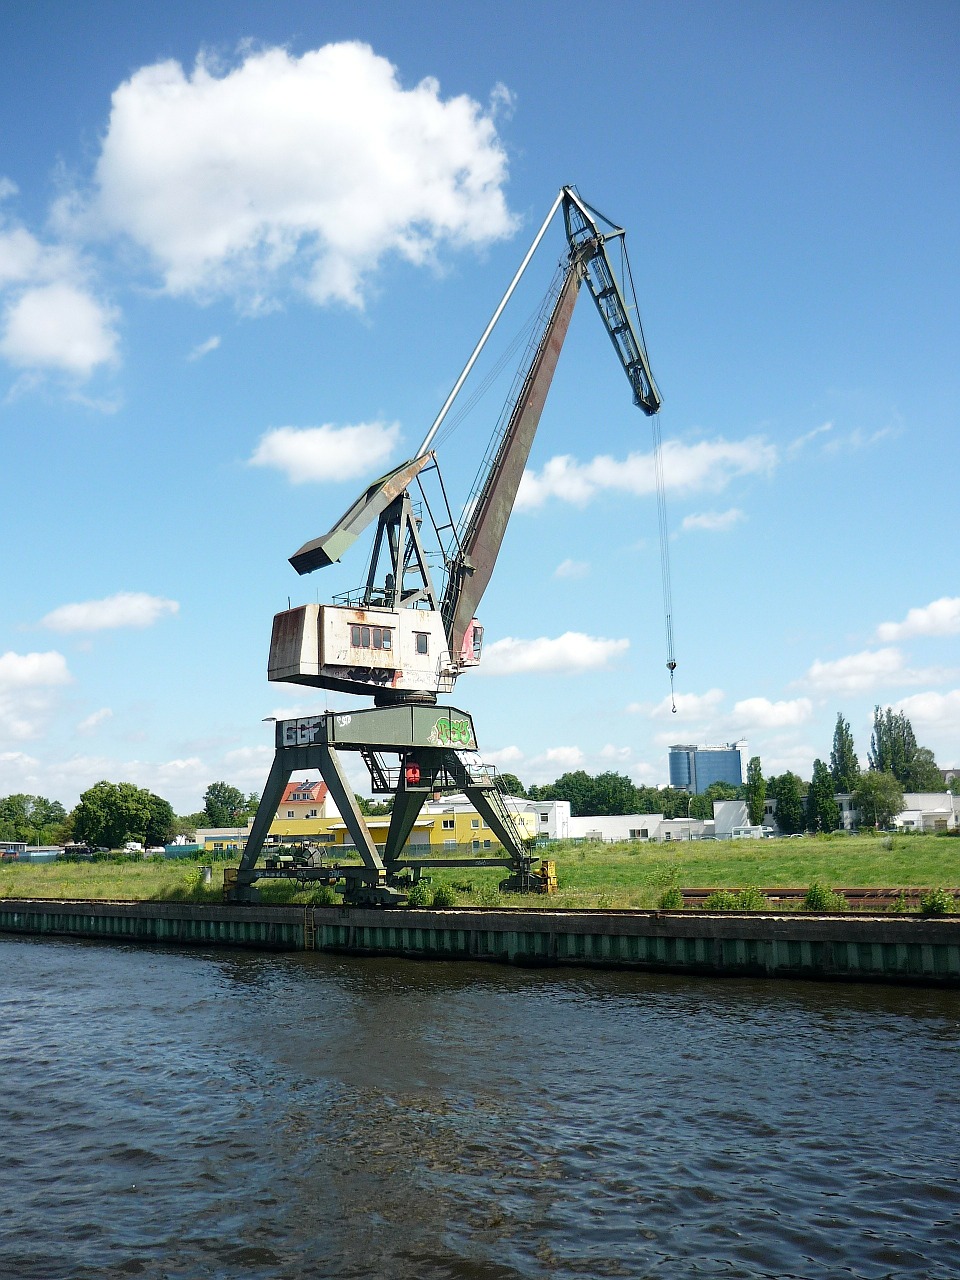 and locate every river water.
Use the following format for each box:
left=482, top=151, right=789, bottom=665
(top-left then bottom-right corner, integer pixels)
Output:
left=0, top=937, right=957, bottom=1279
